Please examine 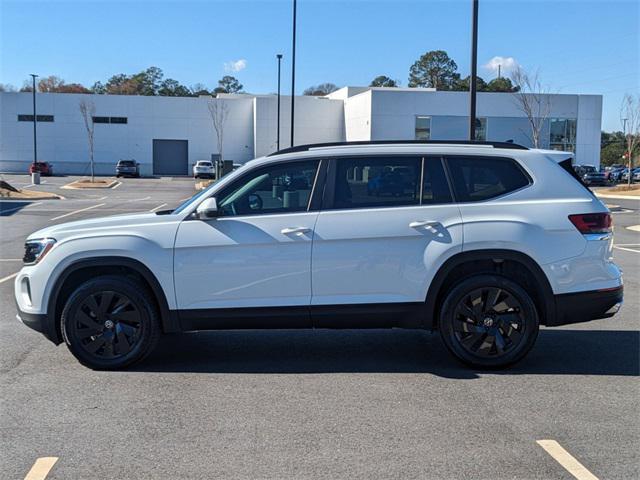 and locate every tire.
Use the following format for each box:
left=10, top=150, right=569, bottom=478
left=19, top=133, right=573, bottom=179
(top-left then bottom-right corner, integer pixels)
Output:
left=61, top=275, right=161, bottom=370
left=438, top=274, right=539, bottom=369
